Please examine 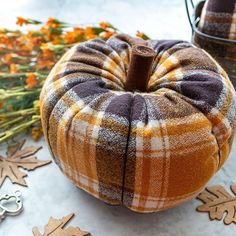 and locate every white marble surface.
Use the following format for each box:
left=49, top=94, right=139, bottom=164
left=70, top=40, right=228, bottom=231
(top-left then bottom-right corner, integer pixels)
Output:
left=0, top=0, right=236, bottom=235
